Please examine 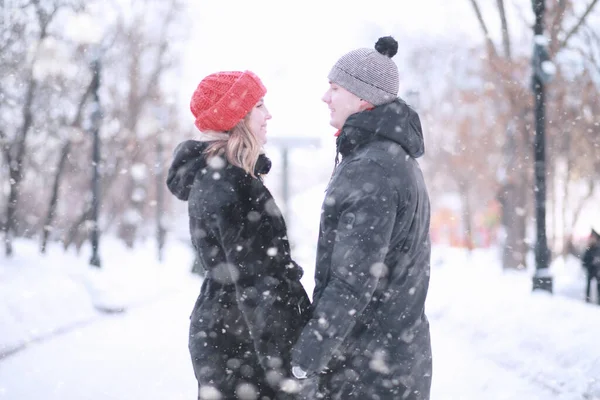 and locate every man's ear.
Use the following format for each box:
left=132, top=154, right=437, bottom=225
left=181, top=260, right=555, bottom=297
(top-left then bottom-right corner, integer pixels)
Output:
left=359, top=99, right=374, bottom=110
